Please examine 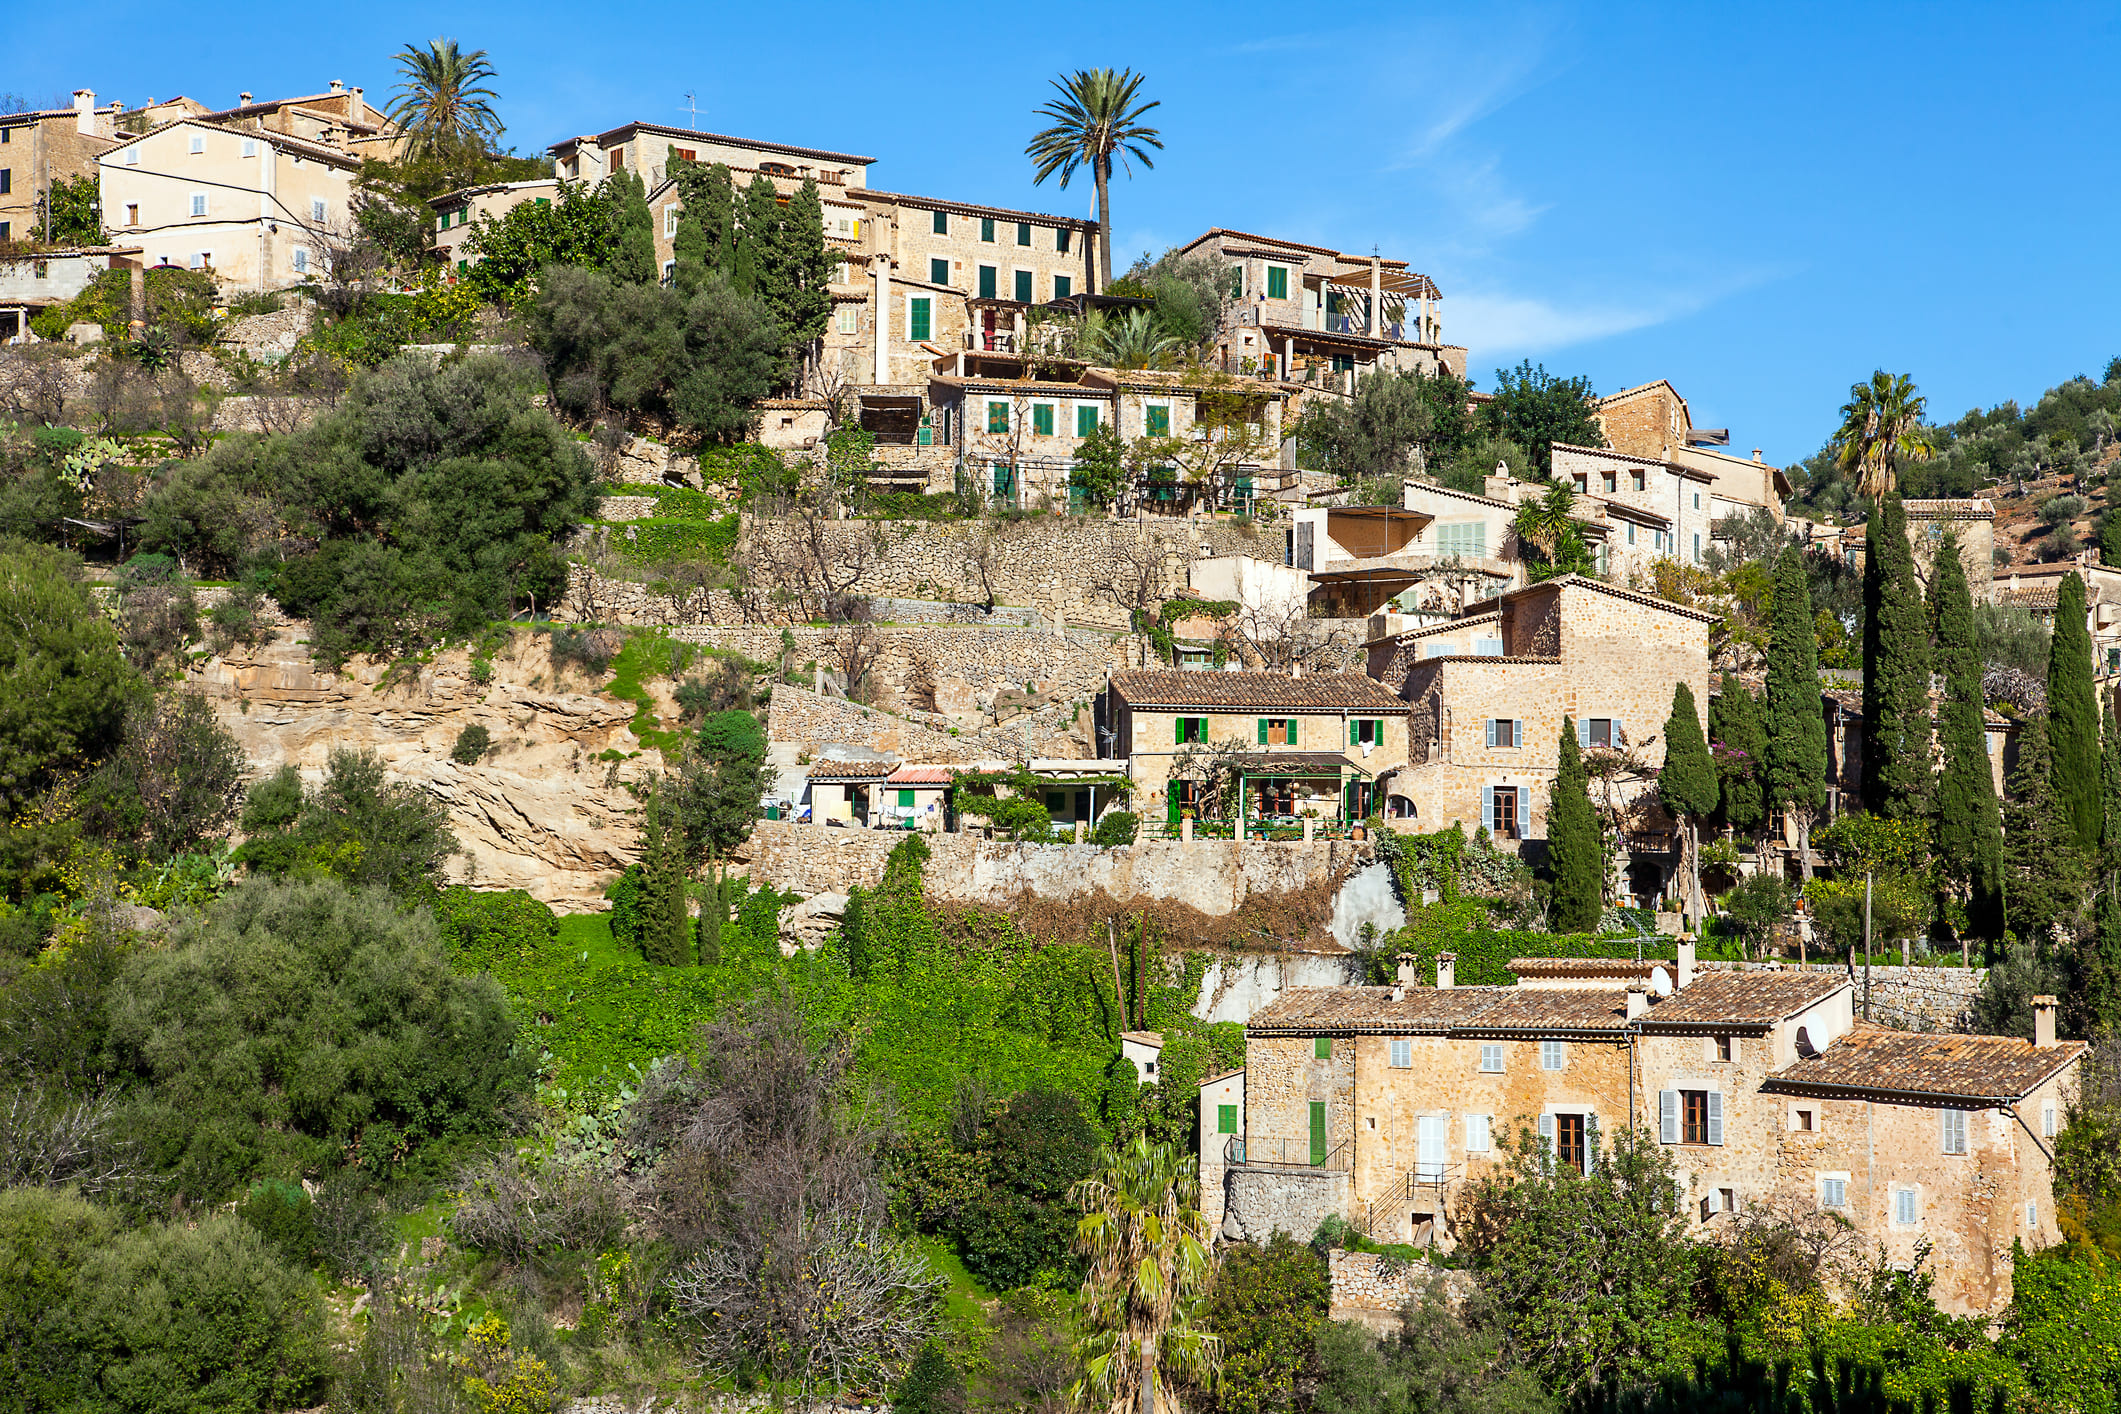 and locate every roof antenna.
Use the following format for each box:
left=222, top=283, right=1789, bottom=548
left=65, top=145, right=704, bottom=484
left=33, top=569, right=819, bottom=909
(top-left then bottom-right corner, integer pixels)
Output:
left=681, top=91, right=701, bottom=128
